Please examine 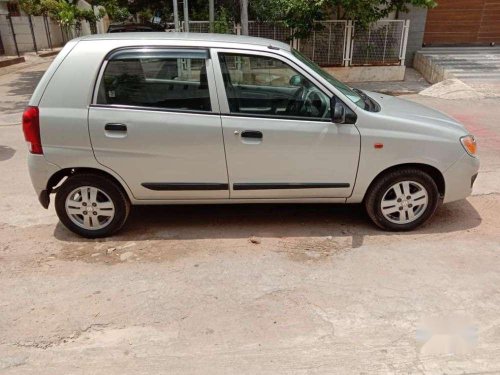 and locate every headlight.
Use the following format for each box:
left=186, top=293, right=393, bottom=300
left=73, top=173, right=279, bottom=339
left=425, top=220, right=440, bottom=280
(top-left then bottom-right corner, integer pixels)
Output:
left=460, top=135, right=478, bottom=157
